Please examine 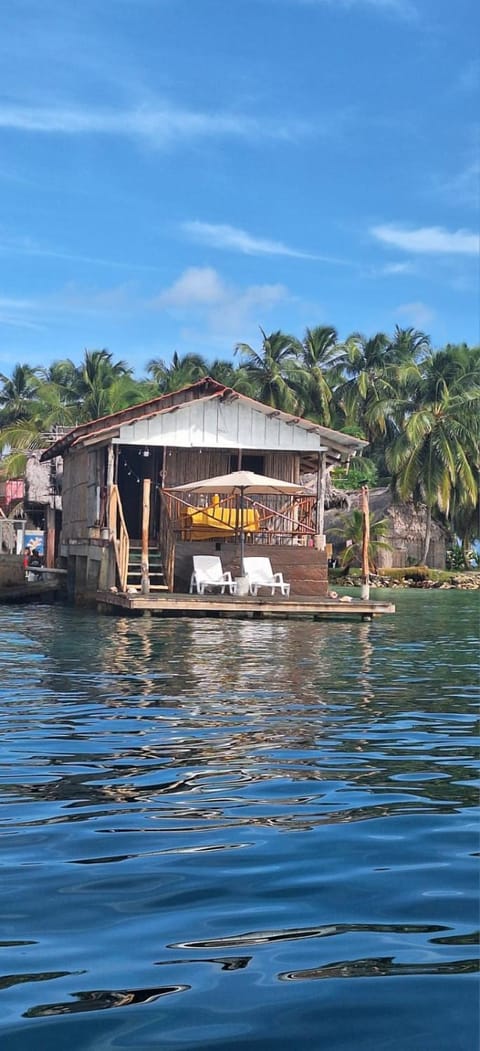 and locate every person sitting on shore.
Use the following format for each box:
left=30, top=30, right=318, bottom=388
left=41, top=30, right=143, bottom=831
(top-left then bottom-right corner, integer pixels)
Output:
left=27, top=549, right=43, bottom=580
